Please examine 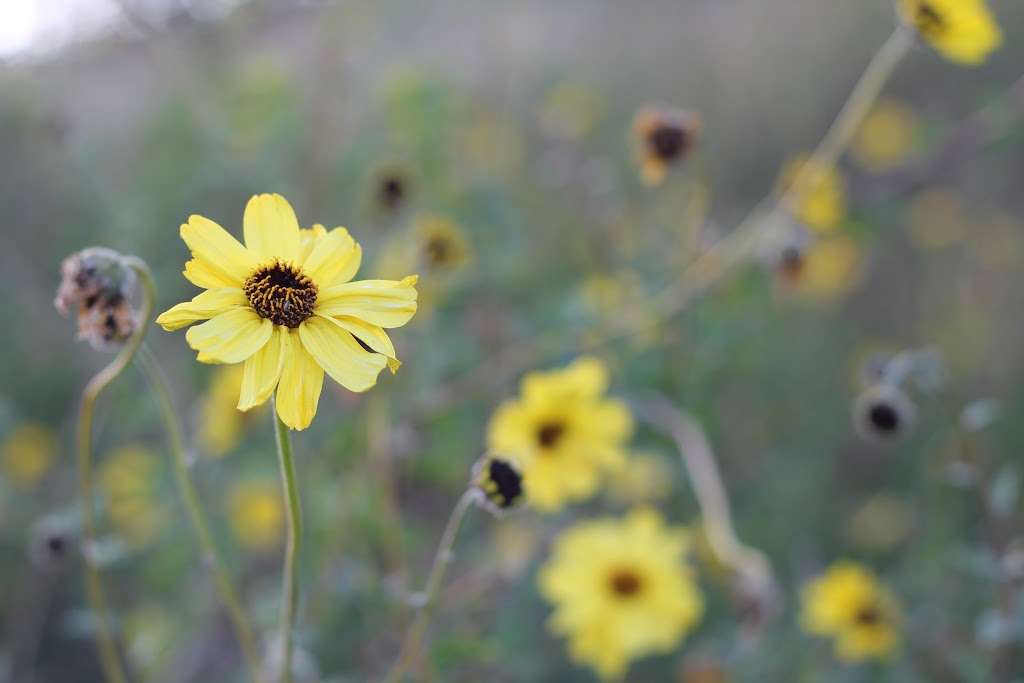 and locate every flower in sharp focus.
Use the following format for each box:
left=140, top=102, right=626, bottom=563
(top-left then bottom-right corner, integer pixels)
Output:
left=800, top=561, right=901, bottom=662
left=851, top=99, right=921, bottom=172
left=777, top=156, right=847, bottom=233
left=539, top=508, right=704, bottom=680
left=99, top=445, right=167, bottom=547
left=55, top=247, right=140, bottom=351
left=487, top=357, right=633, bottom=512
left=633, top=107, right=701, bottom=186
left=155, top=194, right=419, bottom=431
left=227, top=479, right=284, bottom=552
left=1, top=422, right=57, bottom=490
left=472, top=454, right=526, bottom=515
left=897, top=0, right=1002, bottom=66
